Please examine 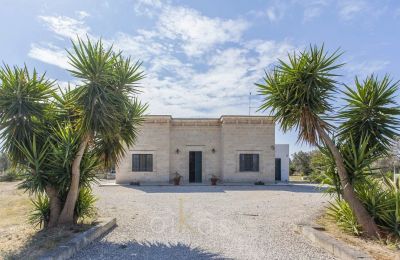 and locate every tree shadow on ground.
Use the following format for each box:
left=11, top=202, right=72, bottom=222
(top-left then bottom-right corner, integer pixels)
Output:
left=120, top=183, right=325, bottom=194
left=4, top=224, right=92, bottom=260
left=72, top=240, right=229, bottom=259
